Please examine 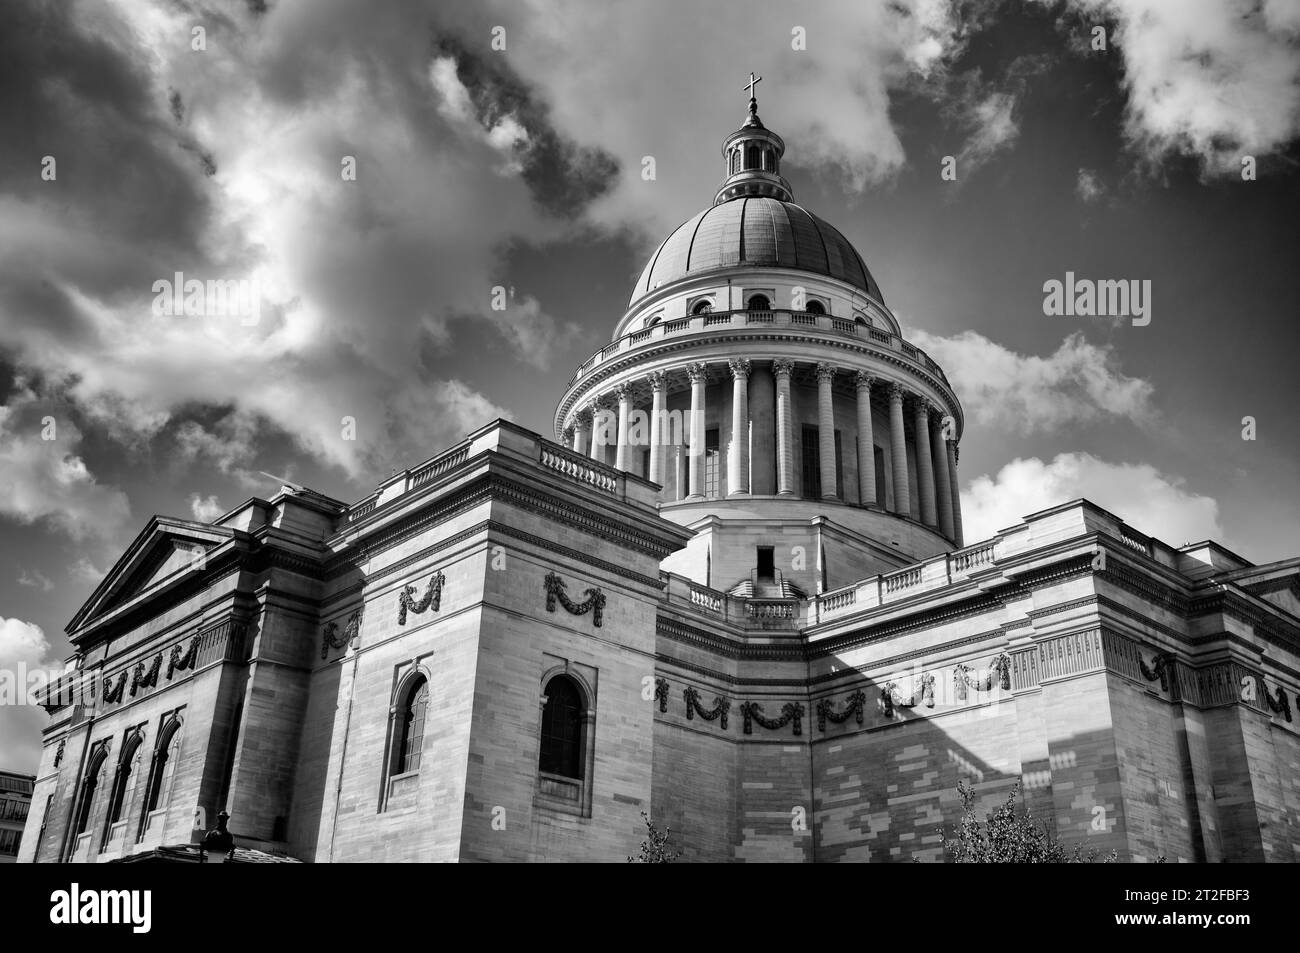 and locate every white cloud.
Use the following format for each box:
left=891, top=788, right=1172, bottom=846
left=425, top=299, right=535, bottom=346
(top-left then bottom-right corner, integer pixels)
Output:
left=1076, top=167, right=1106, bottom=202
left=960, top=452, right=1222, bottom=545
left=956, top=91, right=1021, bottom=175
left=17, top=568, right=53, bottom=592
left=1057, top=0, right=1300, bottom=175
left=0, top=616, right=57, bottom=773
left=189, top=493, right=225, bottom=523
left=911, top=330, right=1157, bottom=433
left=0, top=396, right=132, bottom=543
left=69, top=558, right=108, bottom=584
